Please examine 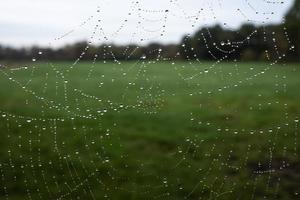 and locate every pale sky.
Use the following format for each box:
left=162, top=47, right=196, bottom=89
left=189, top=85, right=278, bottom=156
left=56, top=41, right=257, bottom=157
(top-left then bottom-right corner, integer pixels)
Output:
left=0, top=0, right=294, bottom=48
